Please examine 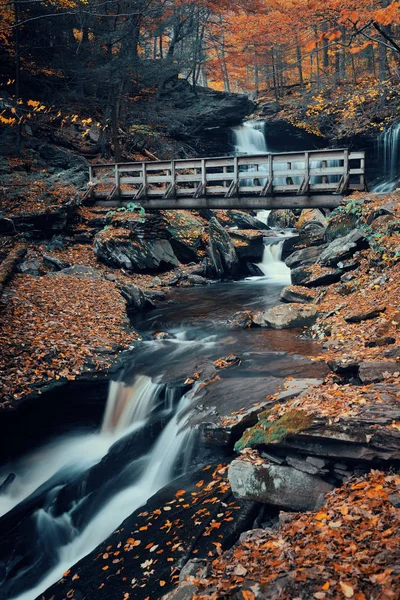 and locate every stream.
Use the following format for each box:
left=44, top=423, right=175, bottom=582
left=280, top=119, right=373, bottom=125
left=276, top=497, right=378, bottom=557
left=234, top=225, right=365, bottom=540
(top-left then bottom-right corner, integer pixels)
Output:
left=1, top=118, right=396, bottom=600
